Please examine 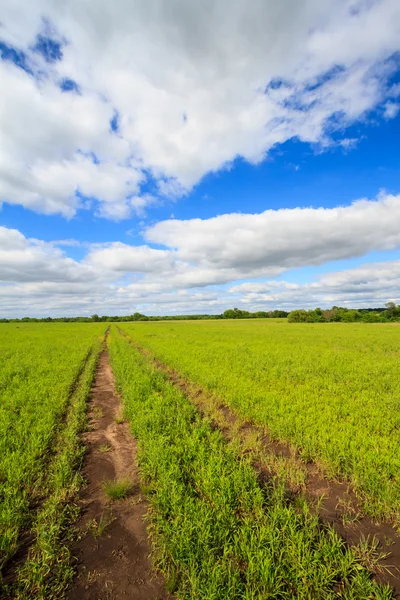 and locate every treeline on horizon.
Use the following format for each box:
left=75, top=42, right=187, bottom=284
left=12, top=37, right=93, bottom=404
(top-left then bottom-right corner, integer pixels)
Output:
left=0, top=305, right=399, bottom=323
left=0, top=308, right=288, bottom=323
left=288, top=302, right=400, bottom=323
